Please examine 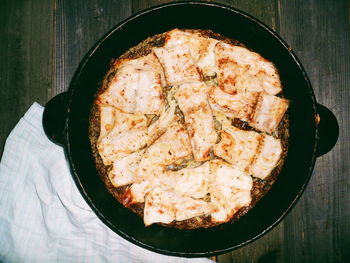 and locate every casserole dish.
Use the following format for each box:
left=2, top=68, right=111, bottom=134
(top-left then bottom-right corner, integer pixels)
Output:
left=42, top=1, right=338, bottom=257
